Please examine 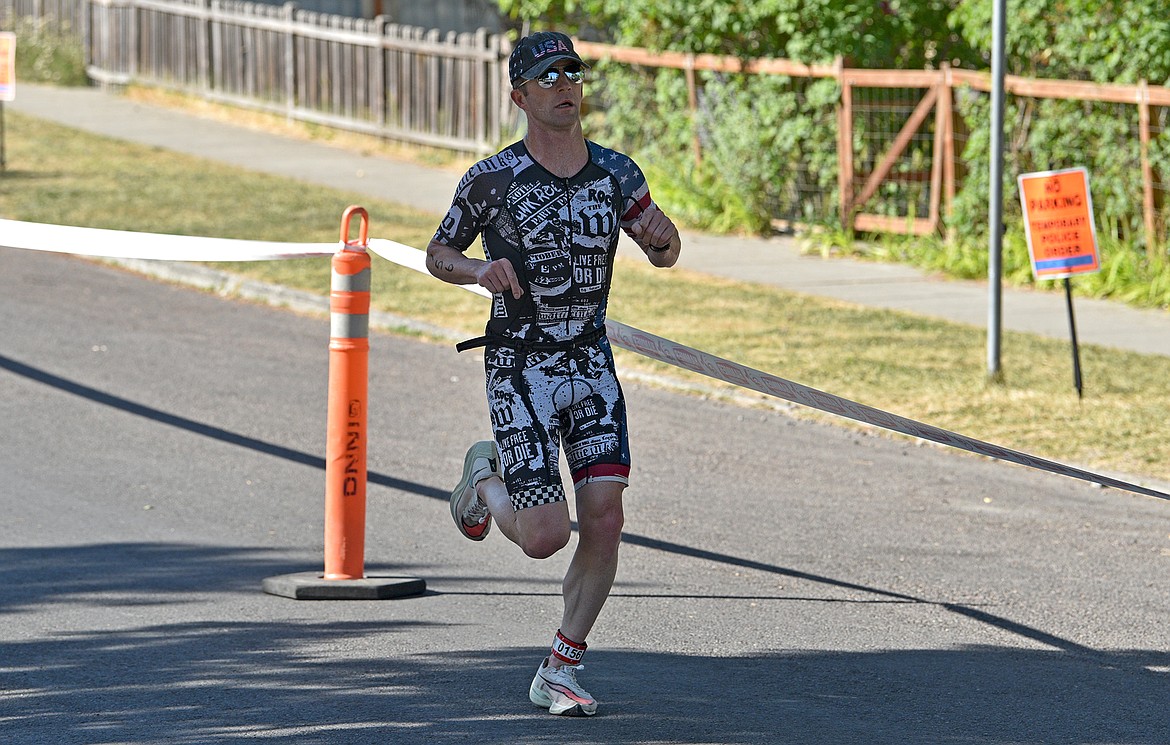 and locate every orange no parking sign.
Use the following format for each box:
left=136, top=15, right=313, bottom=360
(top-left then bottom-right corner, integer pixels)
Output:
left=0, top=32, right=13, bottom=102
left=1018, top=167, right=1100, bottom=280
